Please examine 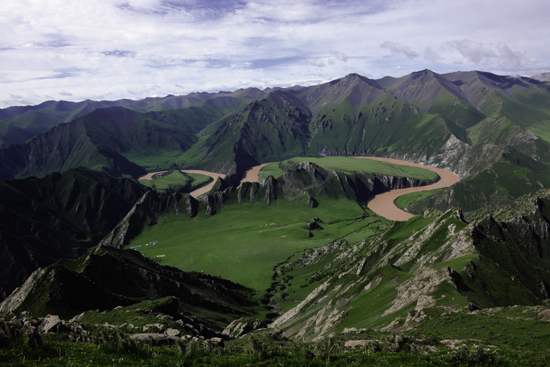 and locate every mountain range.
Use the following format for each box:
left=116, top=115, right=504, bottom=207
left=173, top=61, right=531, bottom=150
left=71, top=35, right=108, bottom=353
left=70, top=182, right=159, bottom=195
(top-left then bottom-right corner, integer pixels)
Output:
left=2, top=69, right=550, bottom=352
